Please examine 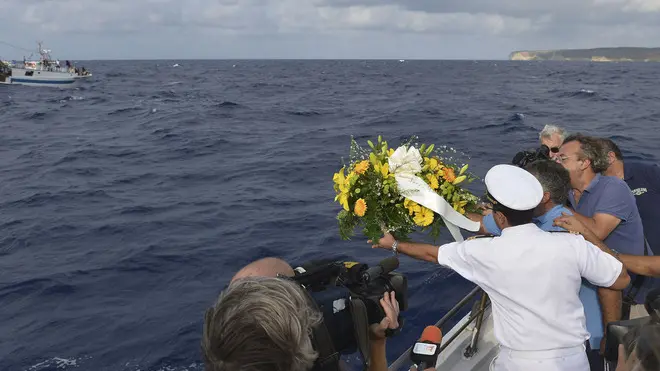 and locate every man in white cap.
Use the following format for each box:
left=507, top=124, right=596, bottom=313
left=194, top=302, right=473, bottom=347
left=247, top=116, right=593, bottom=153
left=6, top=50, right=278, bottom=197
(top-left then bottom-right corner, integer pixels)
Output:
left=370, top=164, right=630, bottom=371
